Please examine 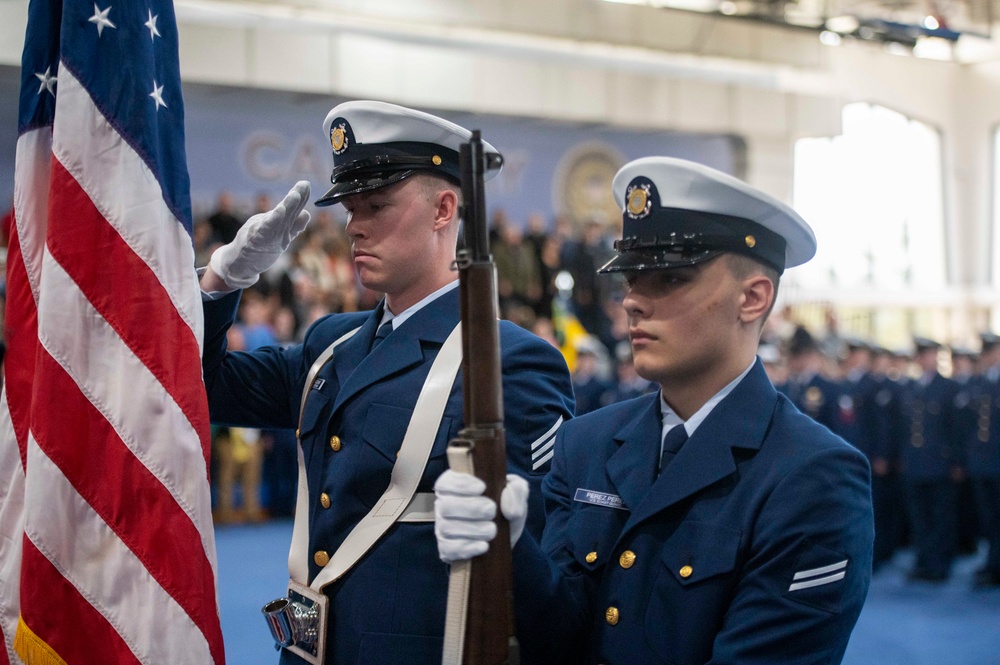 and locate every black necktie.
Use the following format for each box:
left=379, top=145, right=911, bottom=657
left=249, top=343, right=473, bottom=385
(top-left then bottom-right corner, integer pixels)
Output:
left=371, top=320, right=393, bottom=351
left=659, top=425, right=688, bottom=475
